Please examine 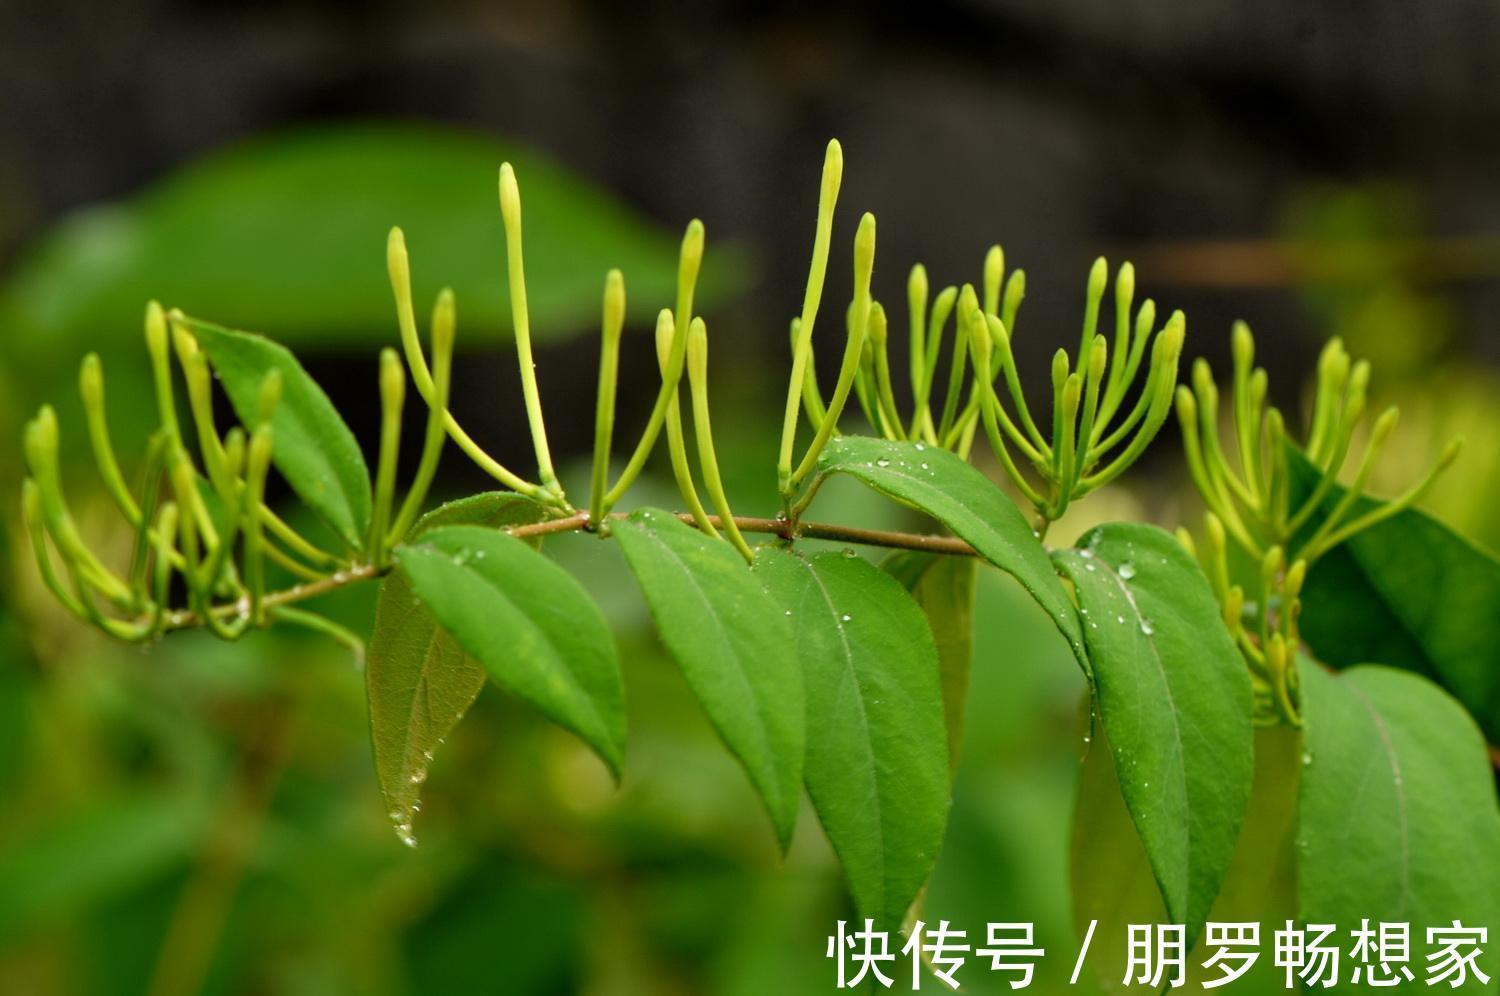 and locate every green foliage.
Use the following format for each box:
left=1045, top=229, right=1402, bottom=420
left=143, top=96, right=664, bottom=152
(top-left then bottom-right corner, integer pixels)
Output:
left=814, top=435, right=1086, bottom=673
left=1291, top=450, right=1500, bottom=743
left=1055, top=524, right=1253, bottom=945
left=614, top=509, right=803, bottom=849
left=1298, top=660, right=1500, bottom=990
left=882, top=552, right=977, bottom=770
left=397, top=525, right=627, bottom=778
left=366, top=493, right=552, bottom=845
left=0, top=123, right=741, bottom=355
left=755, top=548, right=948, bottom=927
left=186, top=317, right=371, bottom=548
left=16, top=135, right=1500, bottom=987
